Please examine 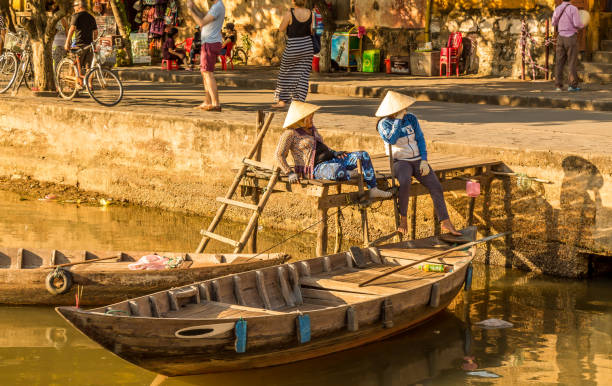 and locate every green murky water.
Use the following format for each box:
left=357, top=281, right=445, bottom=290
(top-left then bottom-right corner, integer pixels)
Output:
left=0, top=191, right=610, bottom=385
